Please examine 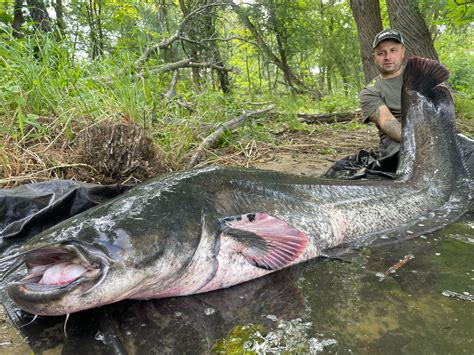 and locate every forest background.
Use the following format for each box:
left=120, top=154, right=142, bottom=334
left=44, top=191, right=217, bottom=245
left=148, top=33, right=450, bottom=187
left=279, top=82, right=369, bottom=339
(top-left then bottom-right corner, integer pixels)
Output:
left=0, top=0, right=472, bottom=186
